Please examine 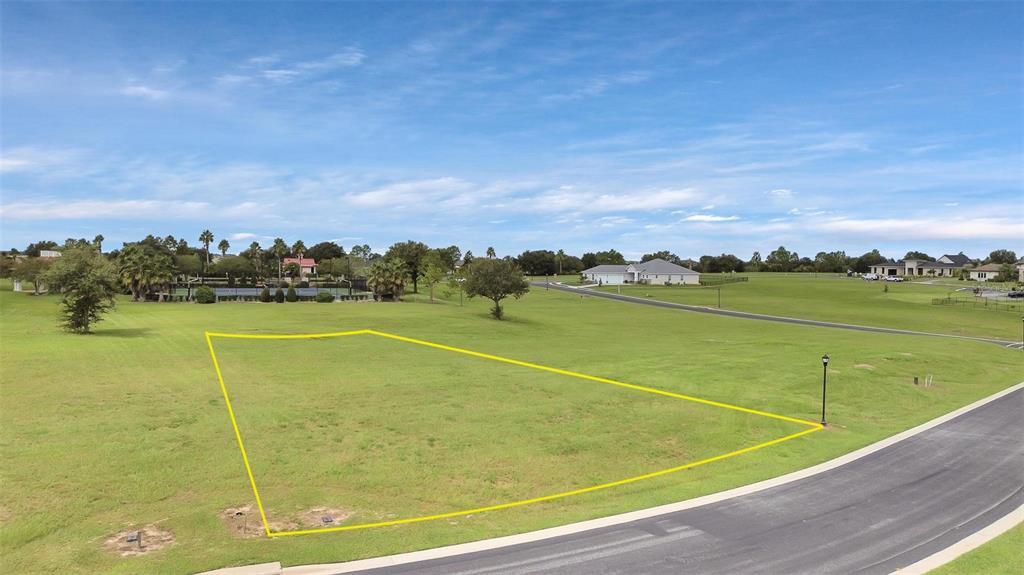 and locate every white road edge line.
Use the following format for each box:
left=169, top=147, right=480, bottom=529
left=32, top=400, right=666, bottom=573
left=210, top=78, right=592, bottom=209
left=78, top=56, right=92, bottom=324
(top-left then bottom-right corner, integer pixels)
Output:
left=893, top=504, right=1023, bottom=575
left=280, top=381, right=1024, bottom=575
